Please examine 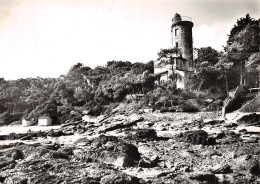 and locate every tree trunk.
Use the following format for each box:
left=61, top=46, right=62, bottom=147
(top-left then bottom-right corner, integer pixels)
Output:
left=171, top=64, right=174, bottom=81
